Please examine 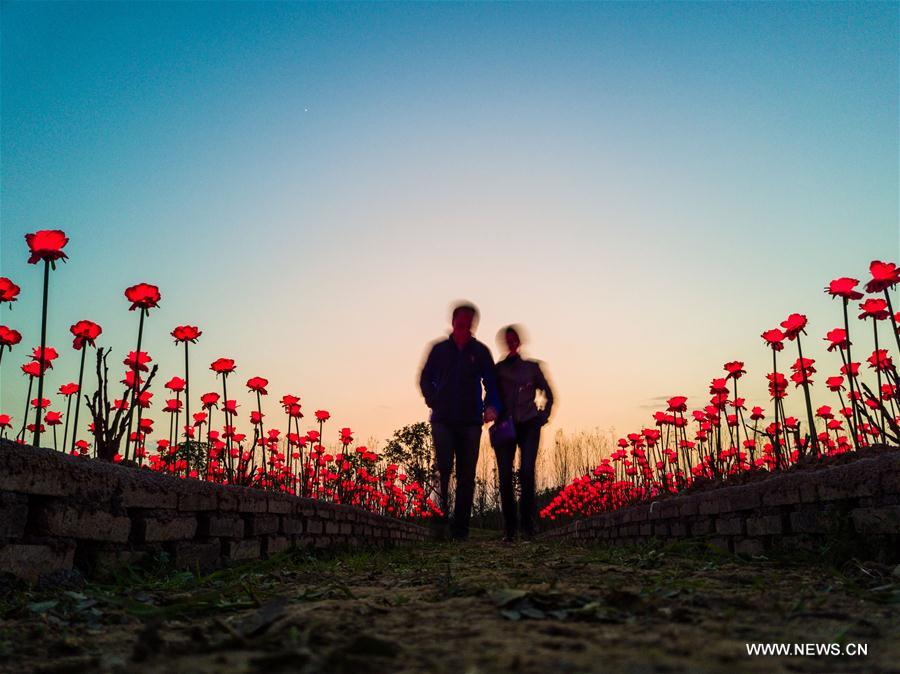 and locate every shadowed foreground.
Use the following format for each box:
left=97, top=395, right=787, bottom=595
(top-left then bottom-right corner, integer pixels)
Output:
left=1, top=534, right=897, bottom=674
